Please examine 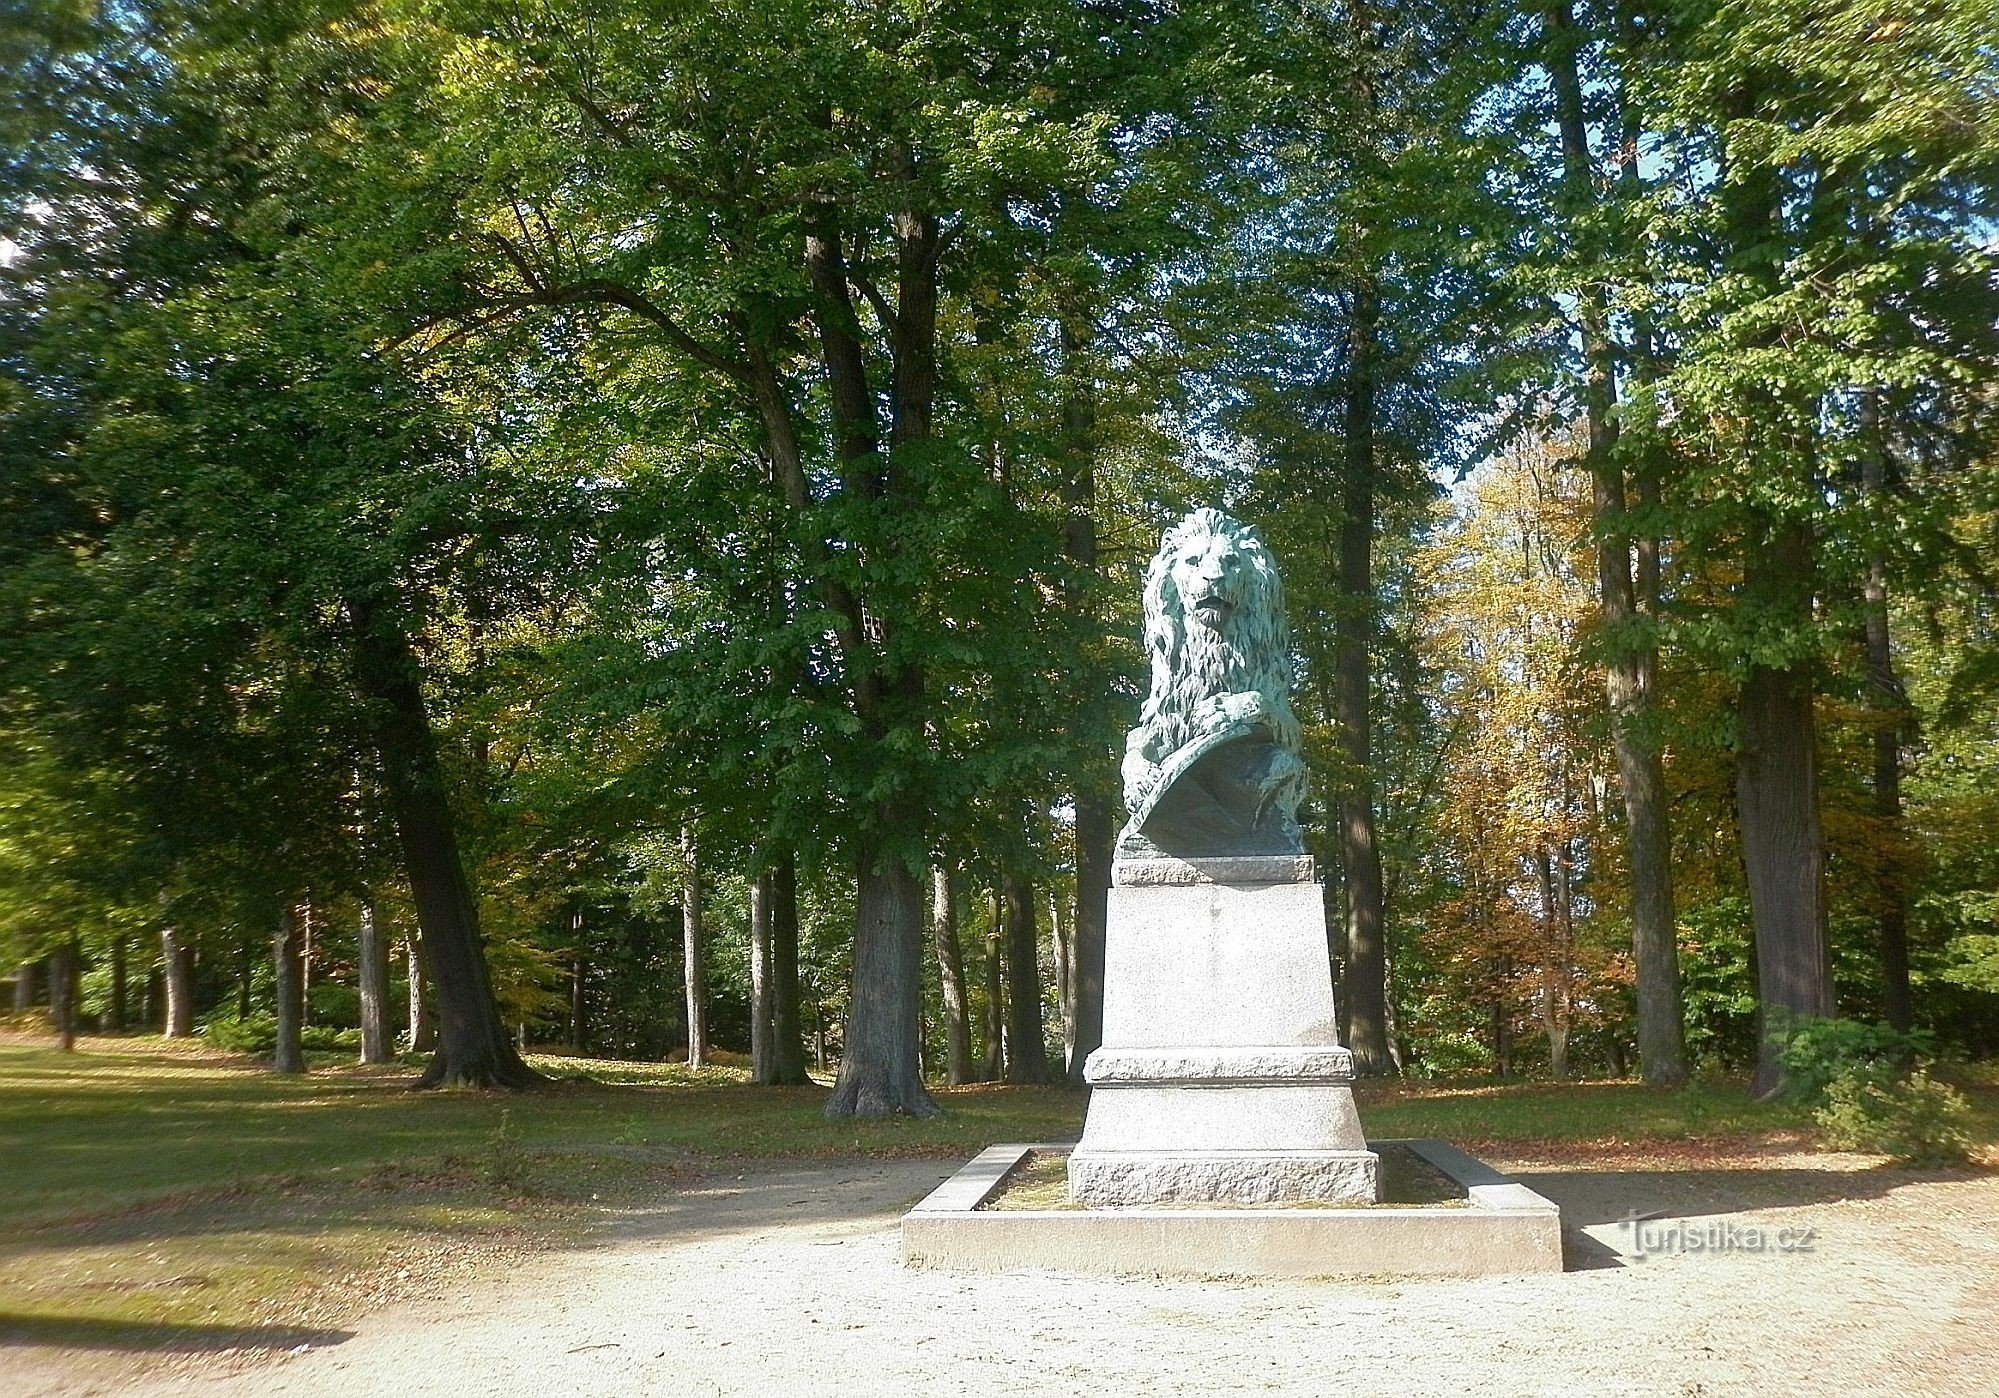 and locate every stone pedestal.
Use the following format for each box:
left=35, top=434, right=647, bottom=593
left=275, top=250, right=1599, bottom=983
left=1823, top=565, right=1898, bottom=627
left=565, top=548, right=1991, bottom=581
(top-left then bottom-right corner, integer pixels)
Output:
left=1068, top=856, right=1379, bottom=1207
